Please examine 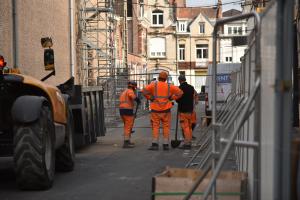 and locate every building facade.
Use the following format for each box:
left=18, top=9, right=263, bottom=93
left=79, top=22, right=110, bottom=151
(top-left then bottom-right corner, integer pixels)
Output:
left=220, top=9, right=248, bottom=64
left=175, top=7, right=217, bottom=91
left=125, top=0, right=219, bottom=89
left=142, top=0, right=178, bottom=83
